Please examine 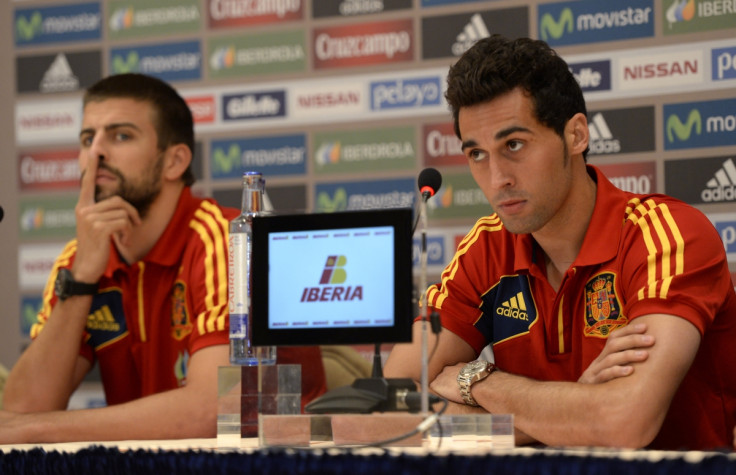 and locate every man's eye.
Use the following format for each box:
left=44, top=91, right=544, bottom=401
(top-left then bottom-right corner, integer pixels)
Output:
left=508, top=140, right=523, bottom=152
left=115, top=132, right=131, bottom=141
left=80, top=136, right=92, bottom=147
left=468, top=150, right=488, bottom=162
